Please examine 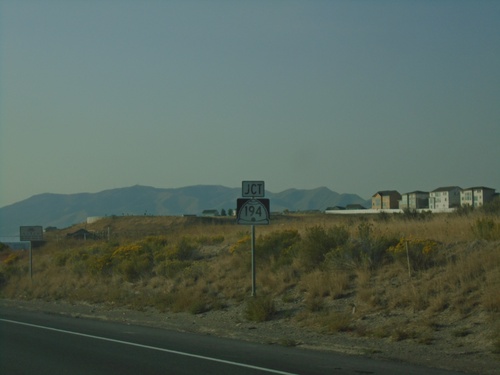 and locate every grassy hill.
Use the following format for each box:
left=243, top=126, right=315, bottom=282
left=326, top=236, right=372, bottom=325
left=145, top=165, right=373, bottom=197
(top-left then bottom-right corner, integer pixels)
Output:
left=1, top=209, right=499, bottom=370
